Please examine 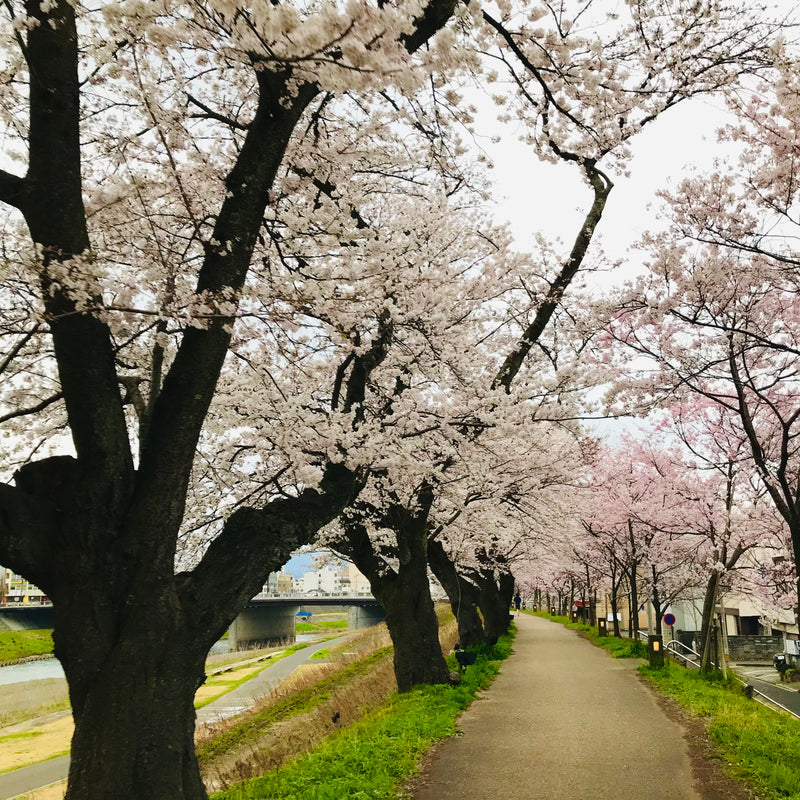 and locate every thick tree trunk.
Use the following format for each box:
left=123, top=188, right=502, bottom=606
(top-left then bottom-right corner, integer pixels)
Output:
left=374, top=564, right=450, bottom=692
left=476, top=569, right=514, bottom=640
left=338, top=494, right=450, bottom=692
left=42, top=561, right=216, bottom=800
left=61, top=624, right=208, bottom=800
left=427, top=538, right=485, bottom=648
